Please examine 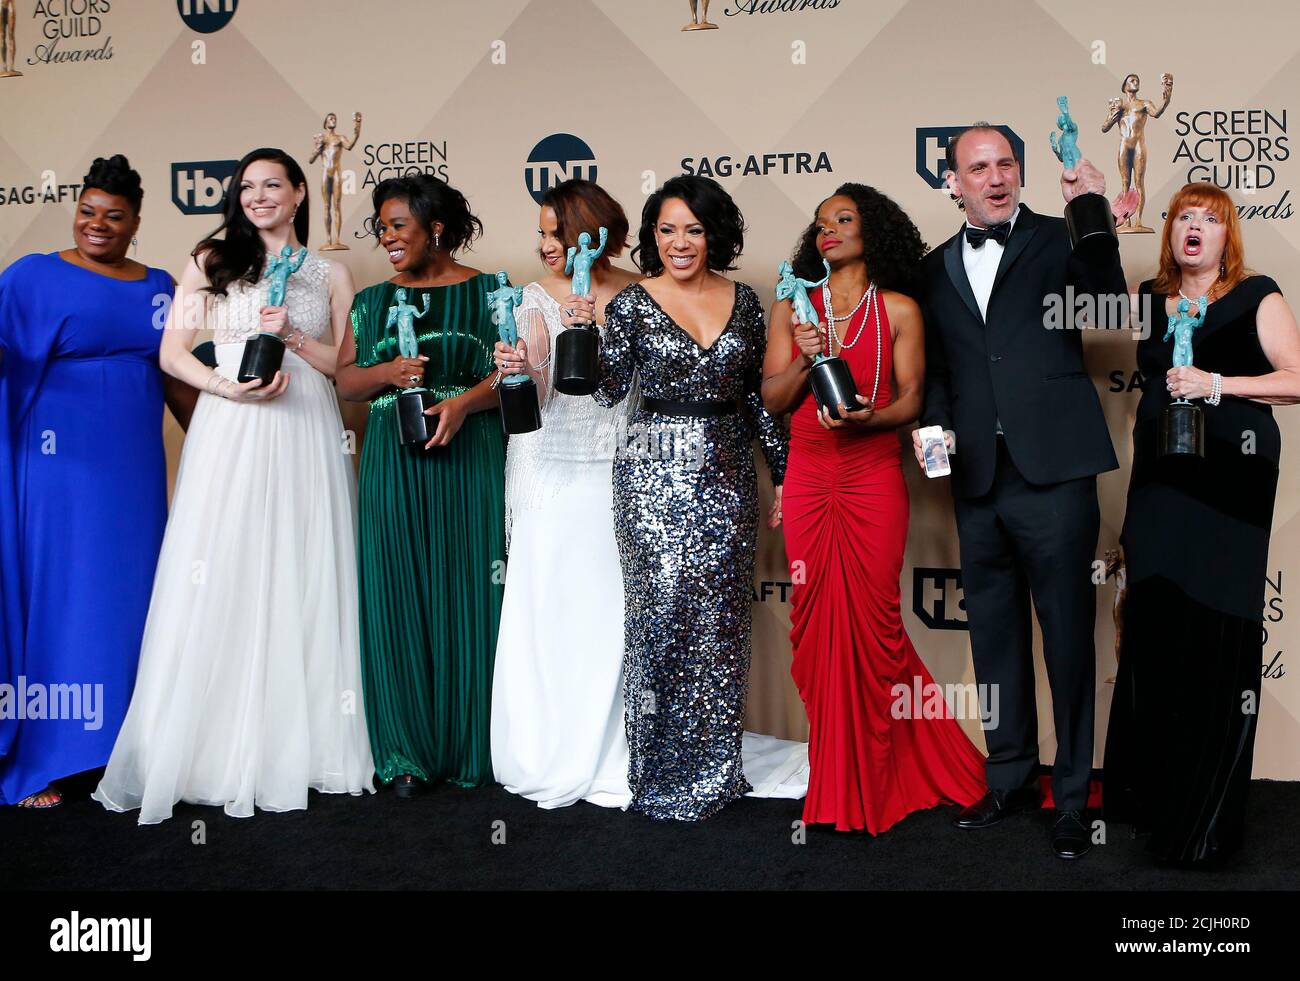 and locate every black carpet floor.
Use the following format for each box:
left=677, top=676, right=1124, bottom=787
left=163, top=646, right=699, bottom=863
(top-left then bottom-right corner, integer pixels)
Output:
left=4, top=771, right=1298, bottom=891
